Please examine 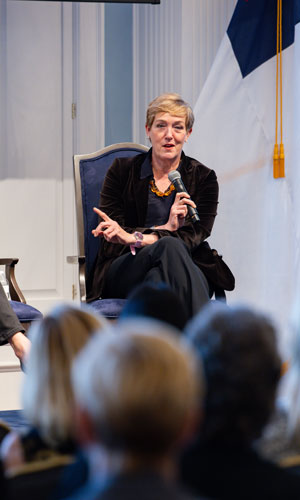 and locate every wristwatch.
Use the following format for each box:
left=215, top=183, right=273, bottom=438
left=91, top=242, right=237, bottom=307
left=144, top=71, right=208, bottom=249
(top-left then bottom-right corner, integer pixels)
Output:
left=130, top=231, right=143, bottom=255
